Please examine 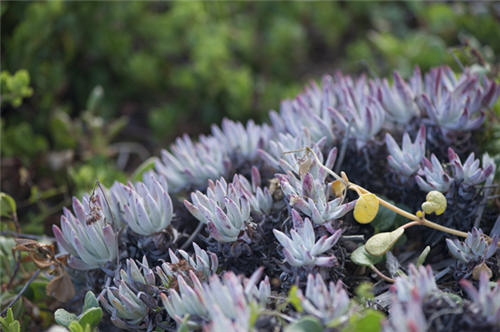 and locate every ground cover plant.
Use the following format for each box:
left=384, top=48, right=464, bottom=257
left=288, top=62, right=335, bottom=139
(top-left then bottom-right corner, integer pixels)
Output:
left=2, top=63, right=499, bottom=332
left=3, top=2, right=500, bottom=234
